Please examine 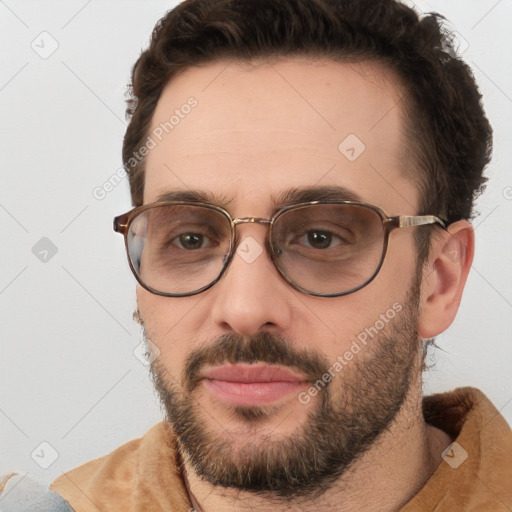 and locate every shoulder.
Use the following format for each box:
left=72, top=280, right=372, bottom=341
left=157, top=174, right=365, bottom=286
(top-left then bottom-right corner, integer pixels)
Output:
left=1, top=473, right=74, bottom=511
left=50, top=422, right=191, bottom=512
left=401, top=387, right=512, bottom=511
